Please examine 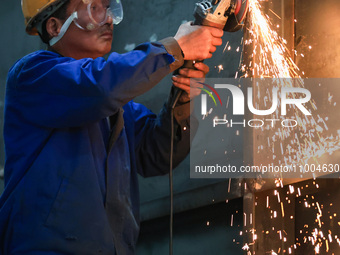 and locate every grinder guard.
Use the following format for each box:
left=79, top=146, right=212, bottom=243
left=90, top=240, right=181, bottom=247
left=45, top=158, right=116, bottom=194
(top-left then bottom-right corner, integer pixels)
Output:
left=193, top=0, right=249, bottom=32
left=224, top=0, right=249, bottom=32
